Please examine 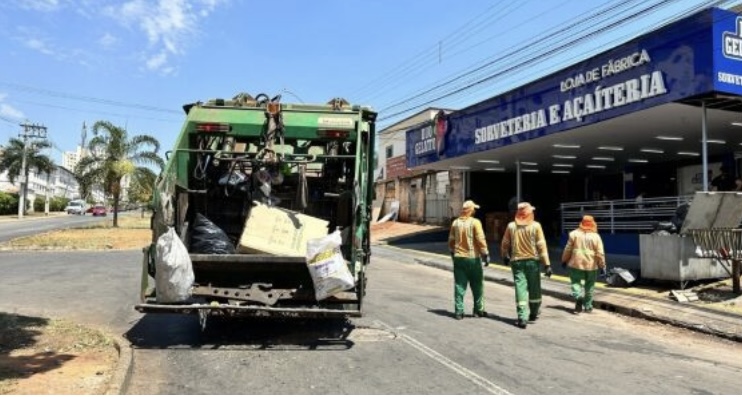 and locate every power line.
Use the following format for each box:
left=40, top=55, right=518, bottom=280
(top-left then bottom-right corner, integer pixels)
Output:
left=355, top=0, right=615, bottom=105
left=358, top=0, right=528, bottom=104
left=11, top=98, right=181, bottom=123
left=378, top=0, right=655, bottom=113
left=351, top=0, right=513, bottom=100
left=380, top=0, right=732, bottom=123
left=377, top=0, right=691, bottom=121
left=0, top=82, right=181, bottom=115
left=0, top=114, right=19, bottom=125
left=443, top=0, right=733, bottom=110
